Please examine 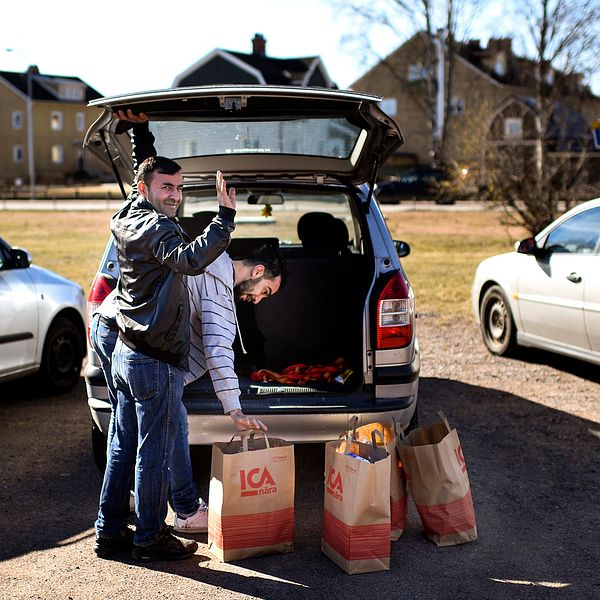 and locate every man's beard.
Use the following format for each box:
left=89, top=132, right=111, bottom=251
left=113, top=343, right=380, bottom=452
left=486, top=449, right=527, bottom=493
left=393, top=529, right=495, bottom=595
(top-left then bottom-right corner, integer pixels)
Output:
left=234, top=276, right=263, bottom=302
